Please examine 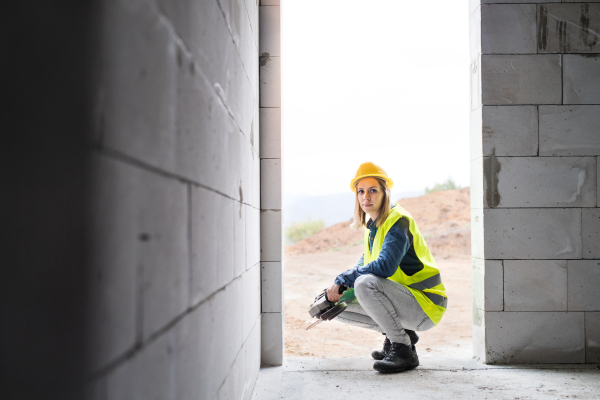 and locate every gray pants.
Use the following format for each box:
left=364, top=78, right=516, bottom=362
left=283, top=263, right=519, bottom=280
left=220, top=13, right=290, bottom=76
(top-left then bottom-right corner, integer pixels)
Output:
left=336, top=274, right=435, bottom=346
